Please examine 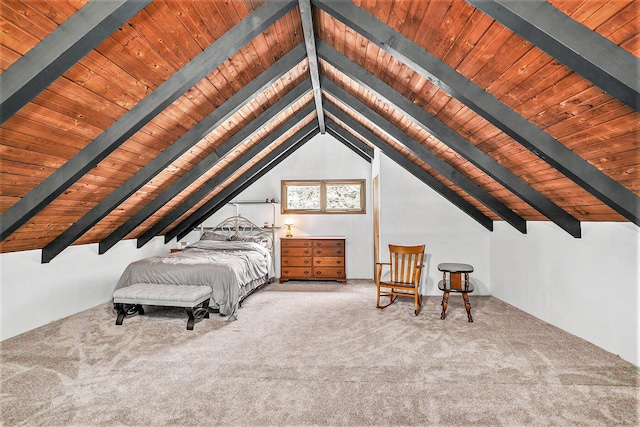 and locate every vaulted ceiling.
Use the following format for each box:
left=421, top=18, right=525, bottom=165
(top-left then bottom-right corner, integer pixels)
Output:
left=1, top=0, right=638, bottom=263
